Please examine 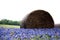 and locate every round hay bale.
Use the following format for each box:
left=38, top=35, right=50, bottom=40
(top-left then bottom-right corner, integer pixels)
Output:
left=21, top=10, right=54, bottom=29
